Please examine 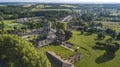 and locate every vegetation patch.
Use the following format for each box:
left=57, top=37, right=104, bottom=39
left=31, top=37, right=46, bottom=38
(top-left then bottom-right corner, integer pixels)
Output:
left=67, top=31, right=120, bottom=67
